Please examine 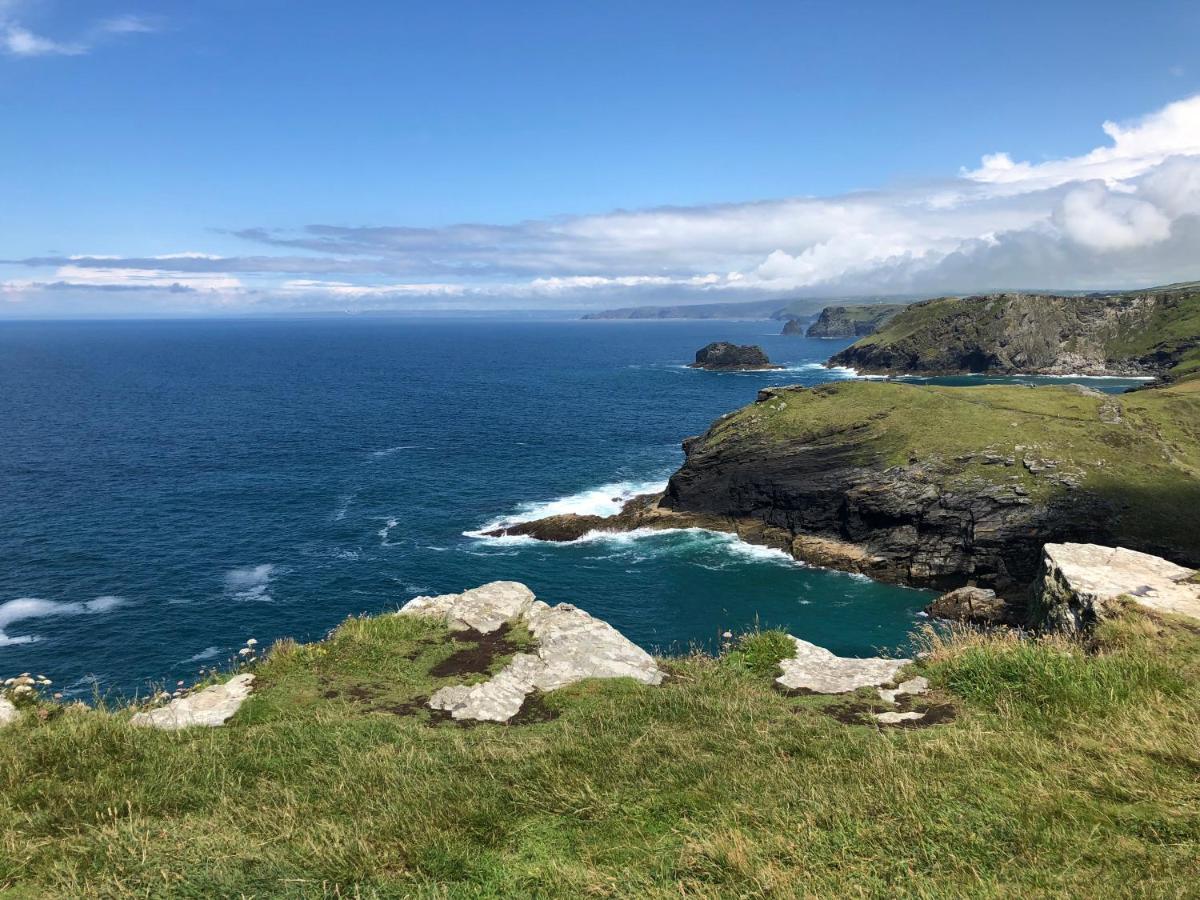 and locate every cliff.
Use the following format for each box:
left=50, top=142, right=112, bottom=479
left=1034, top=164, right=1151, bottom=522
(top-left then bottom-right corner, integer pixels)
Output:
left=660, top=379, right=1200, bottom=592
left=503, top=378, right=1200, bottom=599
left=806, top=303, right=908, bottom=338
left=829, top=287, right=1200, bottom=380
